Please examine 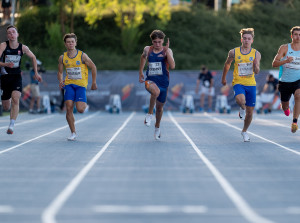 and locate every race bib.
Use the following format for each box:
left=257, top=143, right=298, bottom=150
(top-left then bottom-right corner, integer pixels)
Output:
left=238, top=62, right=253, bottom=76
left=66, top=67, right=82, bottom=79
left=148, top=62, right=163, bottom=76
left=5, top=55, right=21, bottom=68
left=285, top=56, right=300, bottom=70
